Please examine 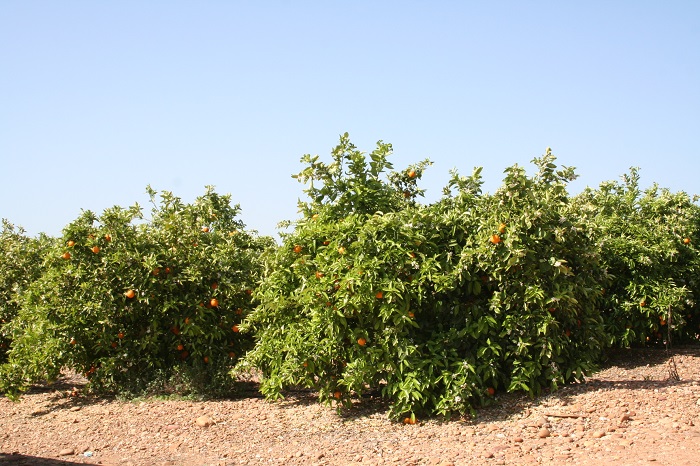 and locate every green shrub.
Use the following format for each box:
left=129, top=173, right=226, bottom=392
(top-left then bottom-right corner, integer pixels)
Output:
left=0, top=187, right=273, bottom=399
